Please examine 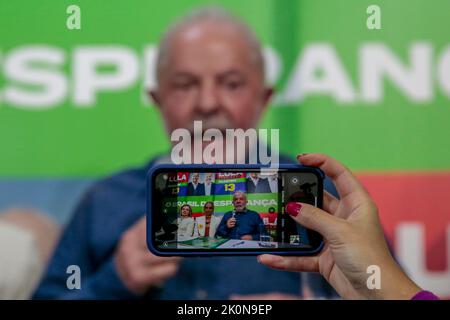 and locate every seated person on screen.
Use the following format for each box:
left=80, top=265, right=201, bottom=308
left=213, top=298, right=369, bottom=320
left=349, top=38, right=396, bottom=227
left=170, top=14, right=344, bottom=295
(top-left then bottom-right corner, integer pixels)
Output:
left=216, top=191, right=265, bottom=240
left=177, top=204, right=196, bottom=241
left=194, top=201, right=222, bottom=238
